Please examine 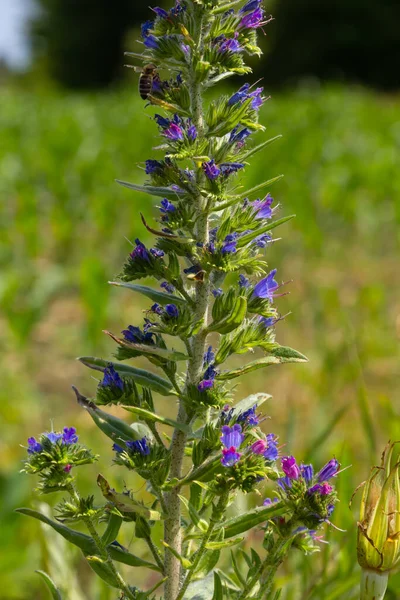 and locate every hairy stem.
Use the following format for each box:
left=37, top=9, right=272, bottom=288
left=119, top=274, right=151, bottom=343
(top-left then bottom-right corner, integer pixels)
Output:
left=163, top=9, right=207, bottom=599
left=67, top=483, right=135, bottom=600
